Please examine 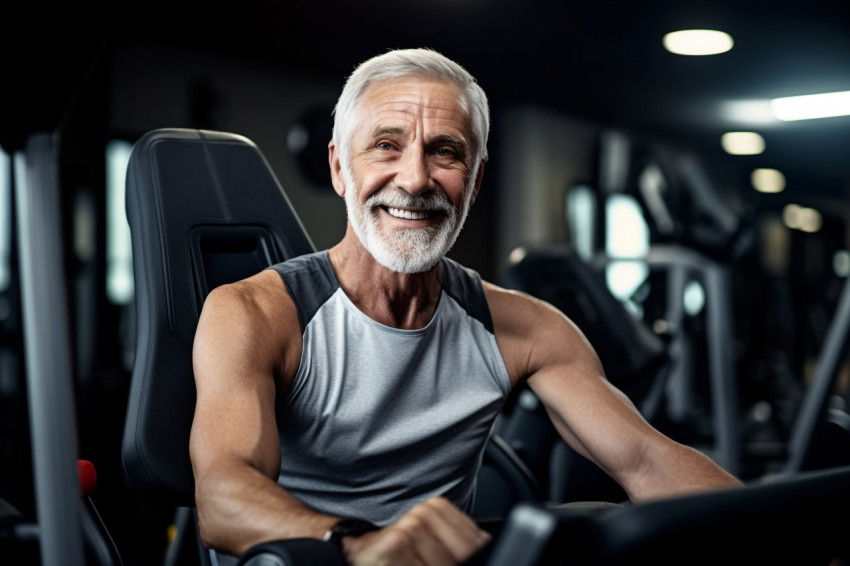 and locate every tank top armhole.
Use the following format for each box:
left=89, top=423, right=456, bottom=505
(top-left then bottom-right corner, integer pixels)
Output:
left=440, top=258, right=495, bottom=334
left=441, top=258, right=512, bottom=397
left=266, top=251, right=338, bottom=413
